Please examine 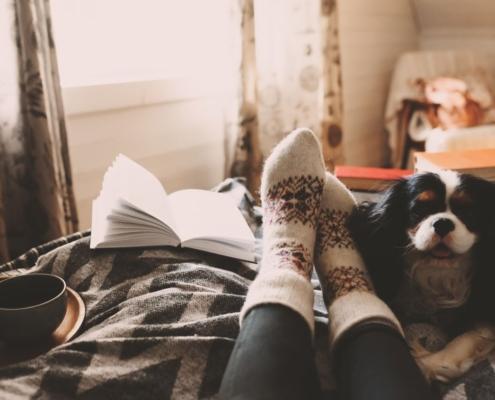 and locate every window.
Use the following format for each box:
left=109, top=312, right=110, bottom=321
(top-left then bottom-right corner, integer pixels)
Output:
left=50, top=0, right=233, bottom=88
